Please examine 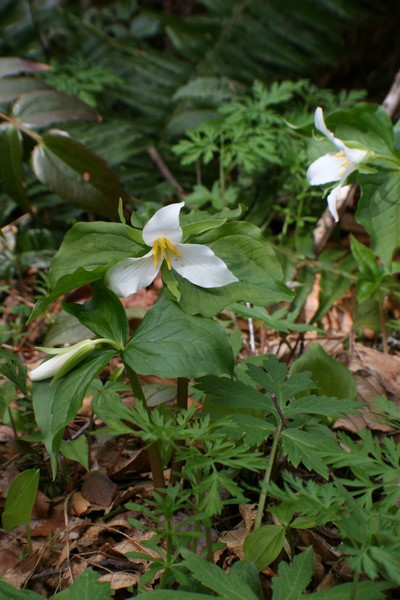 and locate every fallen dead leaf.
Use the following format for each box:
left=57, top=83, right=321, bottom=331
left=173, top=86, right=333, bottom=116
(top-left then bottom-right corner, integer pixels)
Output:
left=81, top=471, right=117, bottom=507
